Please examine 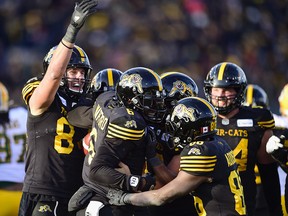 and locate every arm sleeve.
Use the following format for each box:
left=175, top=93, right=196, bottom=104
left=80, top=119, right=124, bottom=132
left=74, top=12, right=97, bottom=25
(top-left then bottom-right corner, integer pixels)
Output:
left=67, top=106, right=93, bottom=129
left=88, top=106, right=147, bottom=192
left=89, top=138, right=144, bottom=192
